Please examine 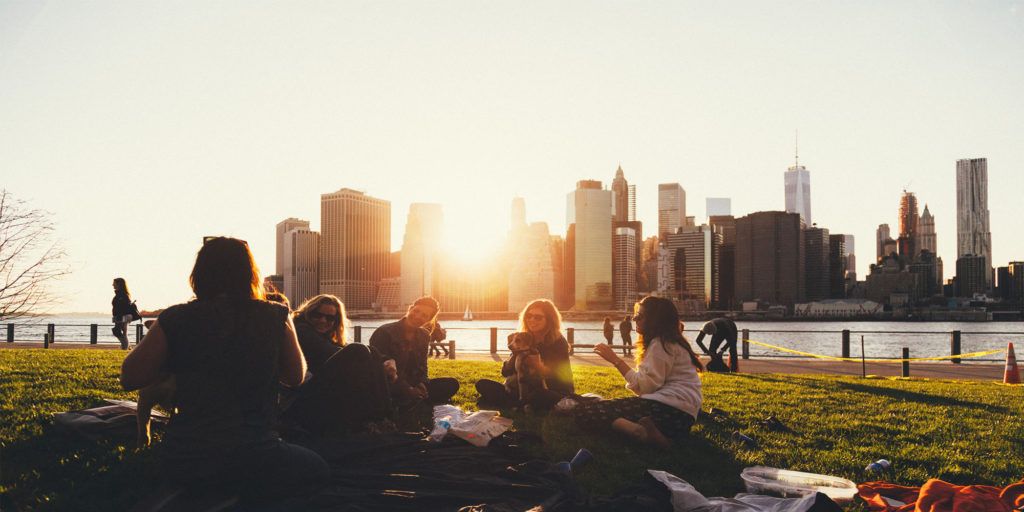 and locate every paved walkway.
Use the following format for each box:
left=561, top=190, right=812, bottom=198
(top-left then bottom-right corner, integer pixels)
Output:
left=3, top=342, right=1011, bottom=381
